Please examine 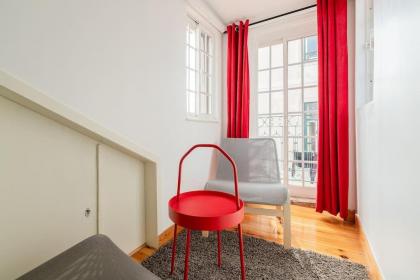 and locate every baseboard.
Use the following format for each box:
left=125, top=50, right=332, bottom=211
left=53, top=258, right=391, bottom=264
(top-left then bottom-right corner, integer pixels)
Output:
left=291, top=200, right=316, bottom=208
left=356, top=214, right=383, bottom=280
left=345, top=209, right=356, bottom=223
left=290, top=201, right=356, bottom=225
left=157, top=224, right=184, bottom=246
left=128, top=243, right=146, bottom=256
left=130, top=224, right=184, bottom=258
